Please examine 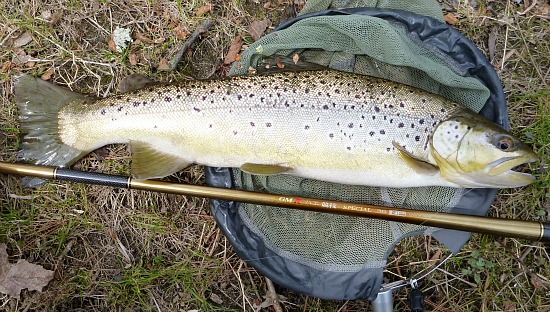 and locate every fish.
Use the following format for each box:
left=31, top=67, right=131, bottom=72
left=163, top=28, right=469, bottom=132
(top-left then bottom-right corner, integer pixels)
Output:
left=13, top=70, right=538, bottom=188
